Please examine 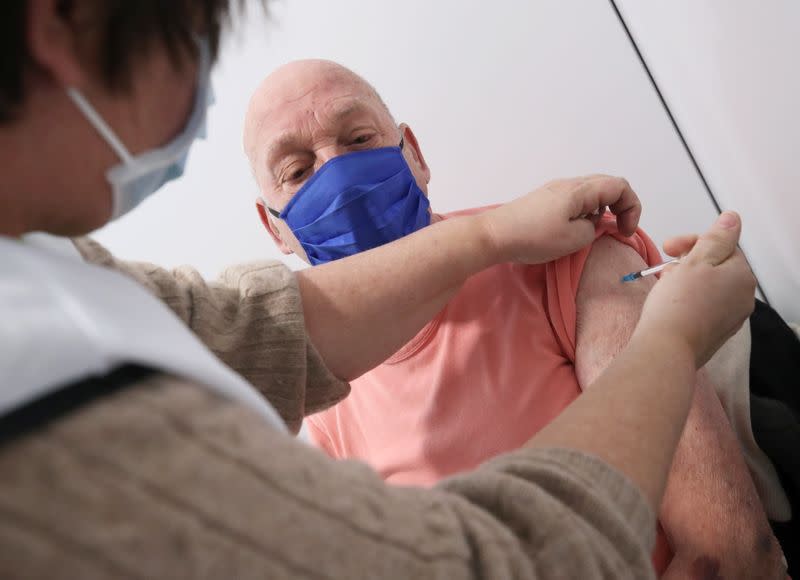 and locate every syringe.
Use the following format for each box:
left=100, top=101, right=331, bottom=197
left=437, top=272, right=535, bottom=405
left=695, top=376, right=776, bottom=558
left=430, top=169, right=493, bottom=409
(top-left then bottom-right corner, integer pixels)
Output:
left=621, top=258, right=681, bottom=283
